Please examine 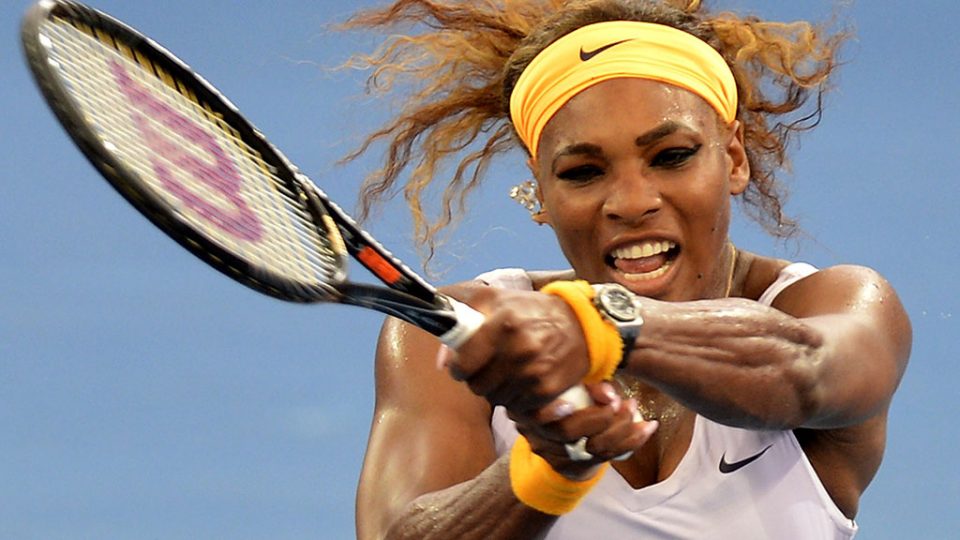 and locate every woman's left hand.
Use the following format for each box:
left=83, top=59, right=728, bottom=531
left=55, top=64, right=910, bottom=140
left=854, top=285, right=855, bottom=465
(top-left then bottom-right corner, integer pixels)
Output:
left=510, top=381, right=659, bottom=480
